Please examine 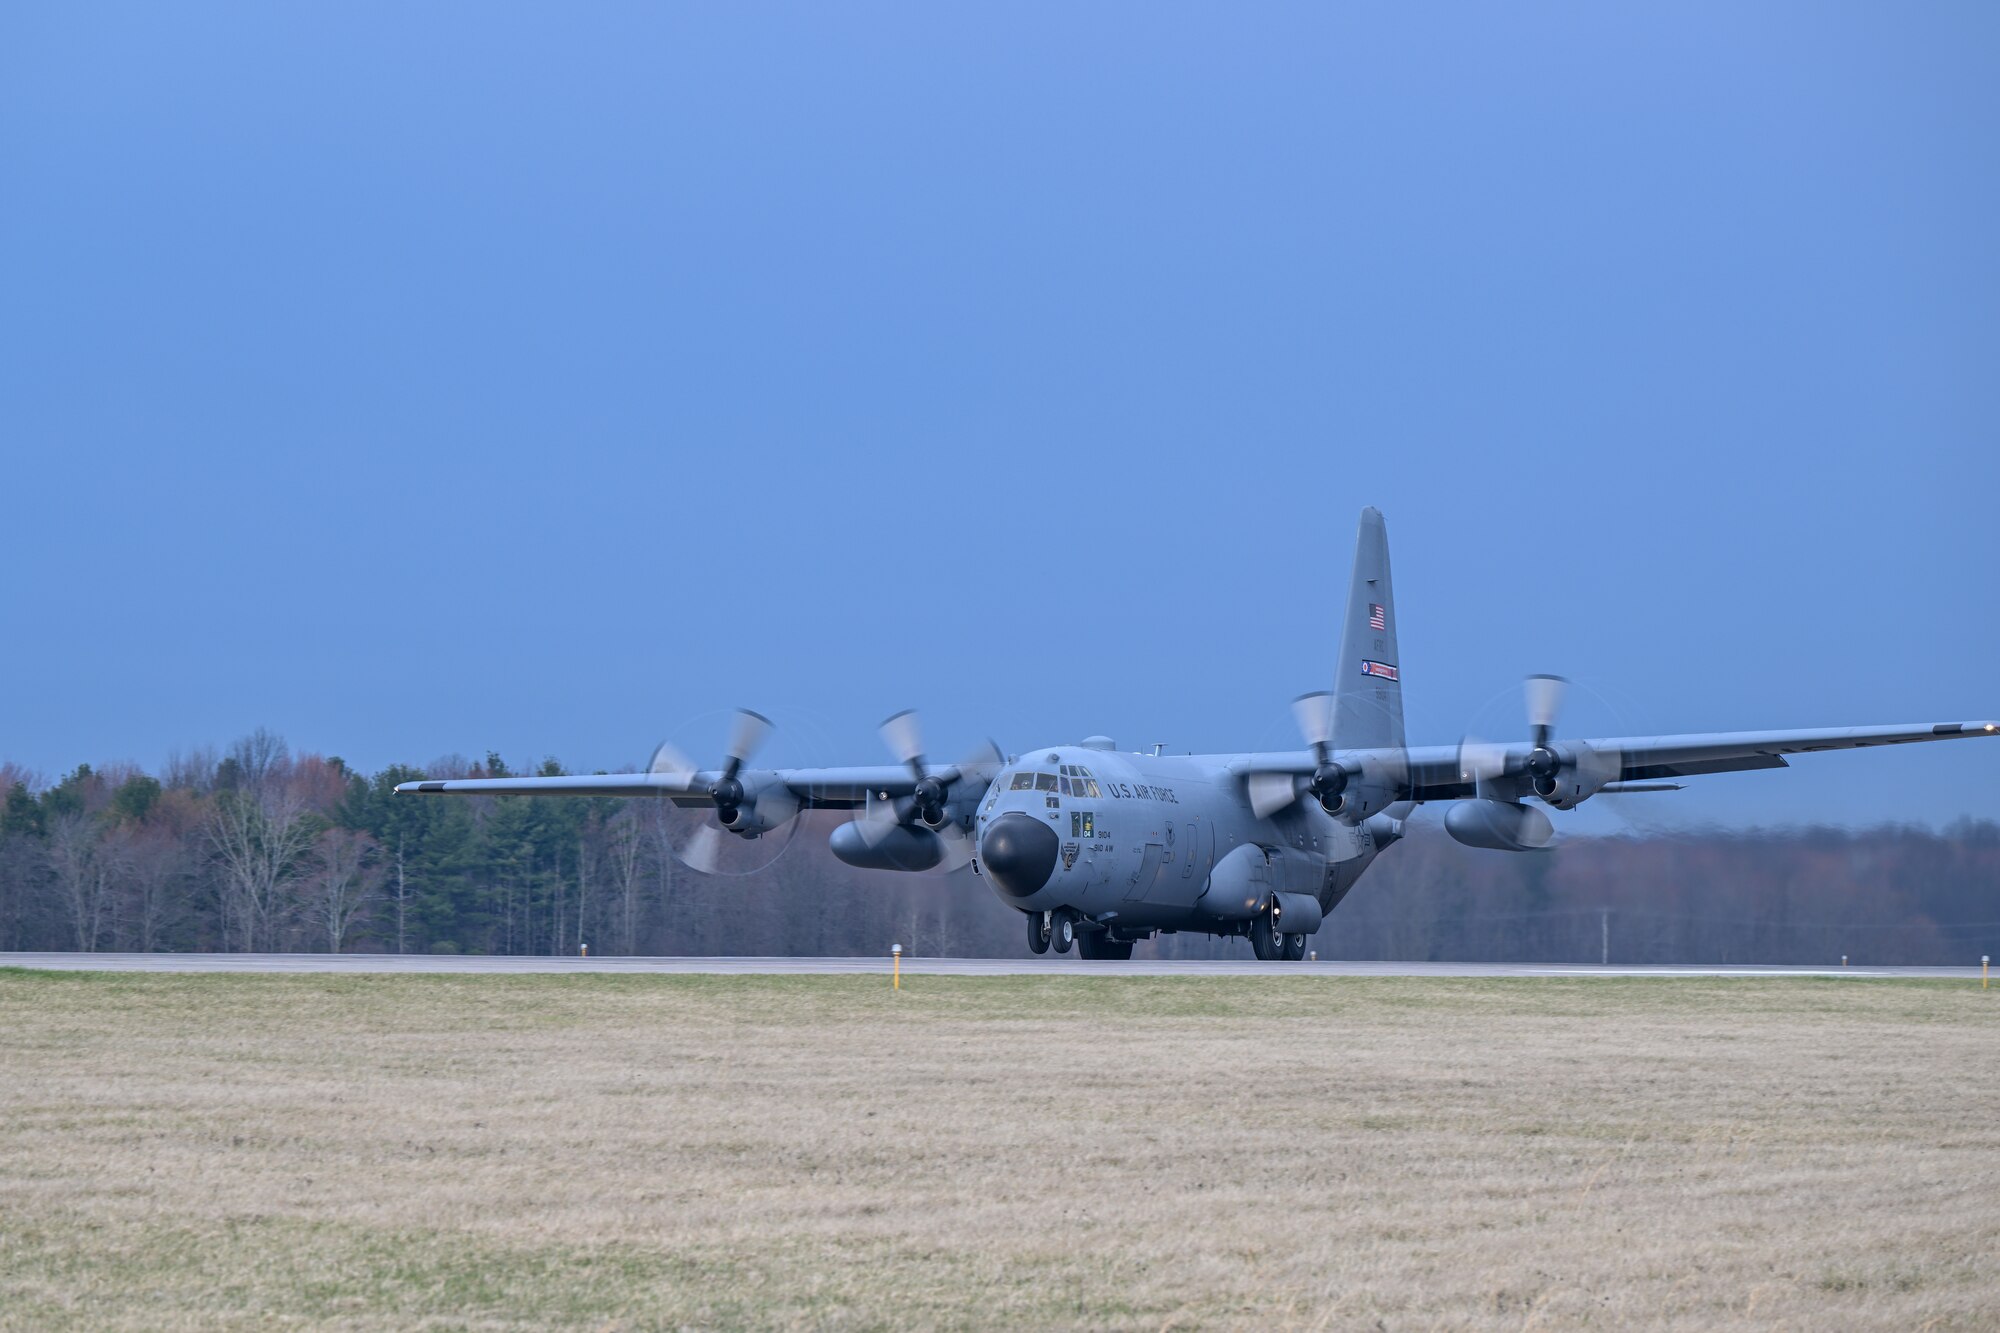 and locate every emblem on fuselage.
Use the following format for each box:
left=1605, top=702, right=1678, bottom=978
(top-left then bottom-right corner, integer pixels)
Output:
left=1061, top=842, right=1080, bottom=871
